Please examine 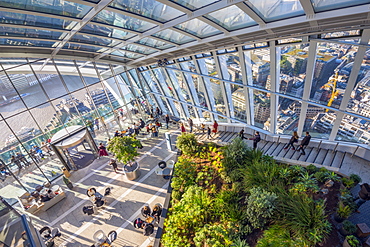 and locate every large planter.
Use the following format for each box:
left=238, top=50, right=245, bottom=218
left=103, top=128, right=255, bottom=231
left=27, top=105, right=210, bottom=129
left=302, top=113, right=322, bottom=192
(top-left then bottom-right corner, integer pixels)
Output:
left=124, top=161, right=140, bottom=180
